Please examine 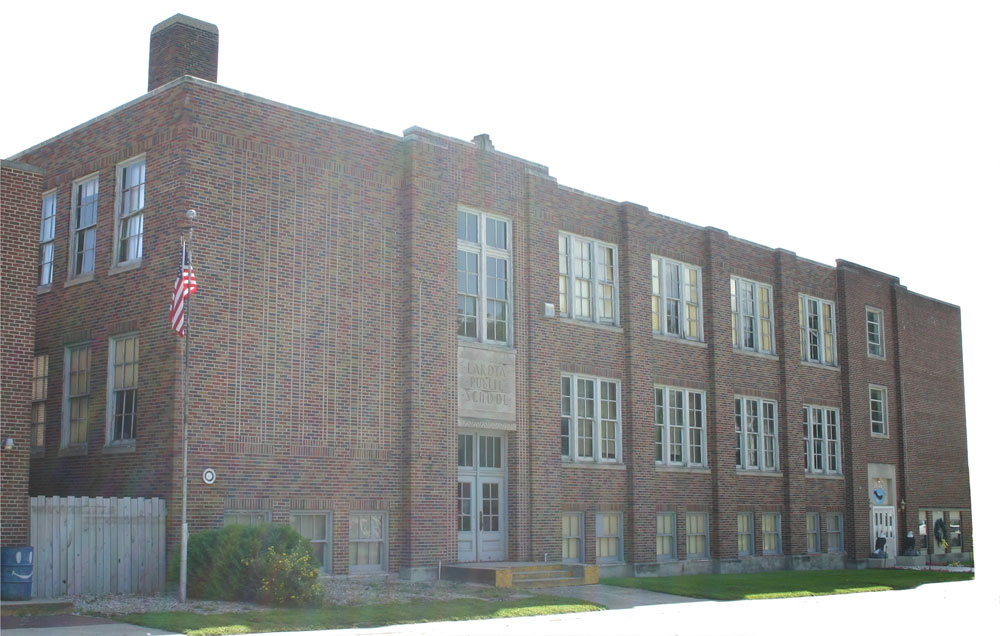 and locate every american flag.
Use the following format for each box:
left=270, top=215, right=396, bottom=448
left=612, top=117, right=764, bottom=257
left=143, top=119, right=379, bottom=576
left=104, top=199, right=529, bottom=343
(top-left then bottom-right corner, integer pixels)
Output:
left=169, top=241, right=198, bottom=336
